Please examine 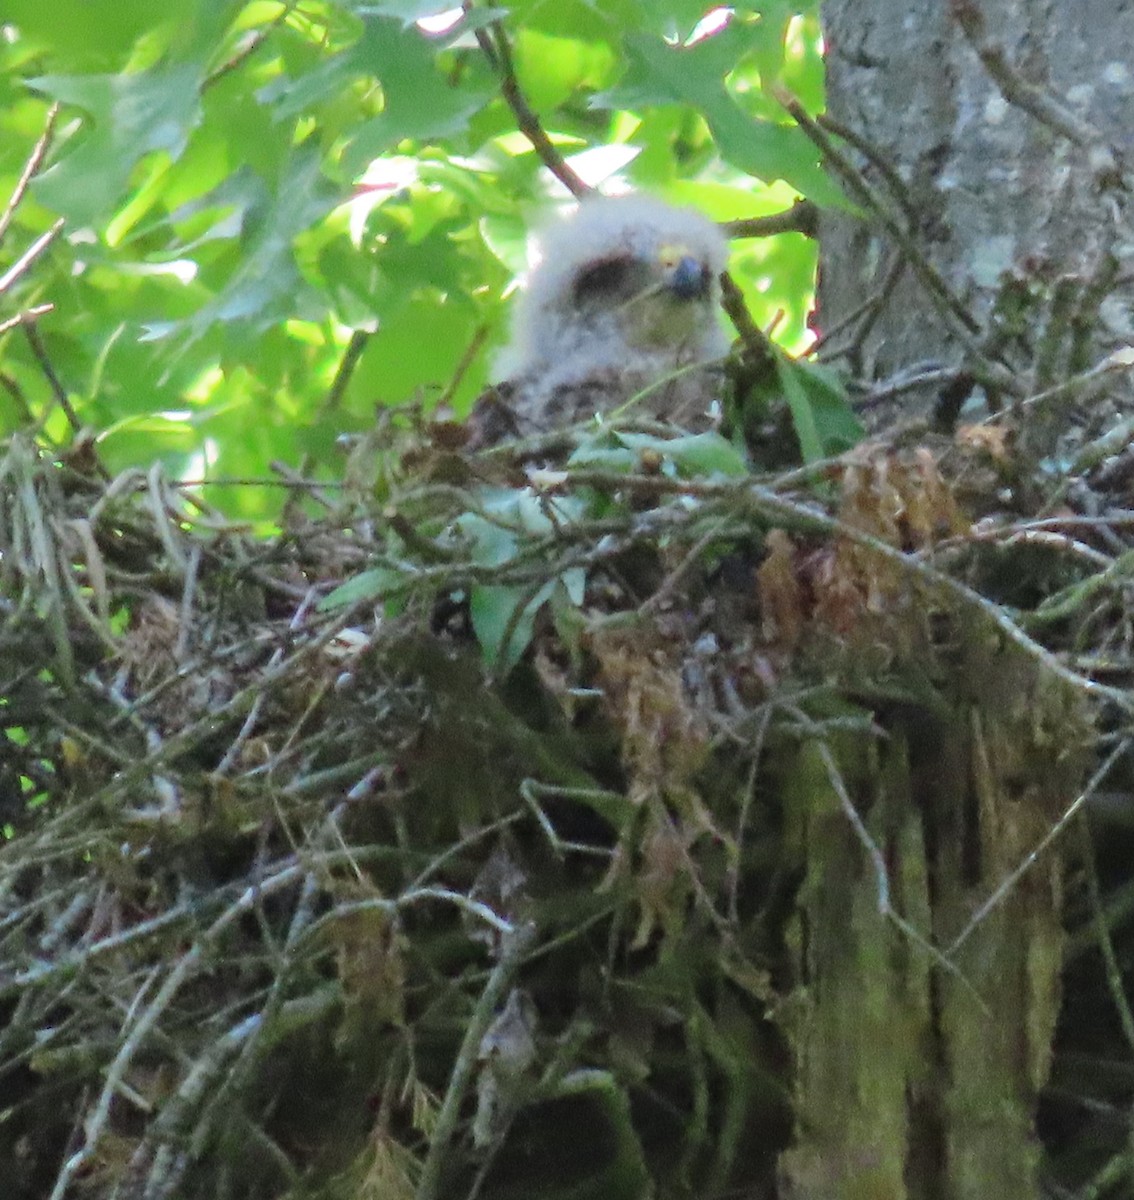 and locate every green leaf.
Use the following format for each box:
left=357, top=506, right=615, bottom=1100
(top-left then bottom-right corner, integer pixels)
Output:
left=566, top=441, right=640, bottom=473
left=144, top=149, right=339, bottom=345
left=3, top=0, right=193, bottom=68
left=470, top=578, right=556, bottom=671
left=456, top=510, right=520, bottom=568
left=339, top=16, right=496, bottom=177
left=561, top=566, right=586, bottom=605
left=599, top=28, right=843, bottom=206
left=615, top=430, right=750, bottom=477
left=457, top=490, right=587, bottom=668
left=569, top=430, right=749, bottom=477
left=30, top=64, right=203, bottom=225
left=319, top=567, right=408, bottom=612
left=514, top=30, right=619, bottom=112
left=776, top=356, right=862, bottom=462
left=351, top=297, right=487, bottom=412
